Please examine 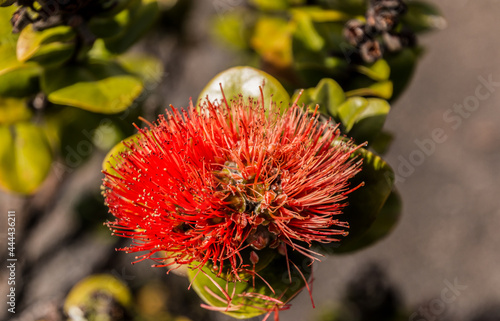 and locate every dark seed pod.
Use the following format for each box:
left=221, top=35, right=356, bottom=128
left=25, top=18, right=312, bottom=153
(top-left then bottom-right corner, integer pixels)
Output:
left=359, top=39, right=383, bottom=63
left=11, top=7, right=32, bottom=33
left=344, top=19, right=366, bottom=47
